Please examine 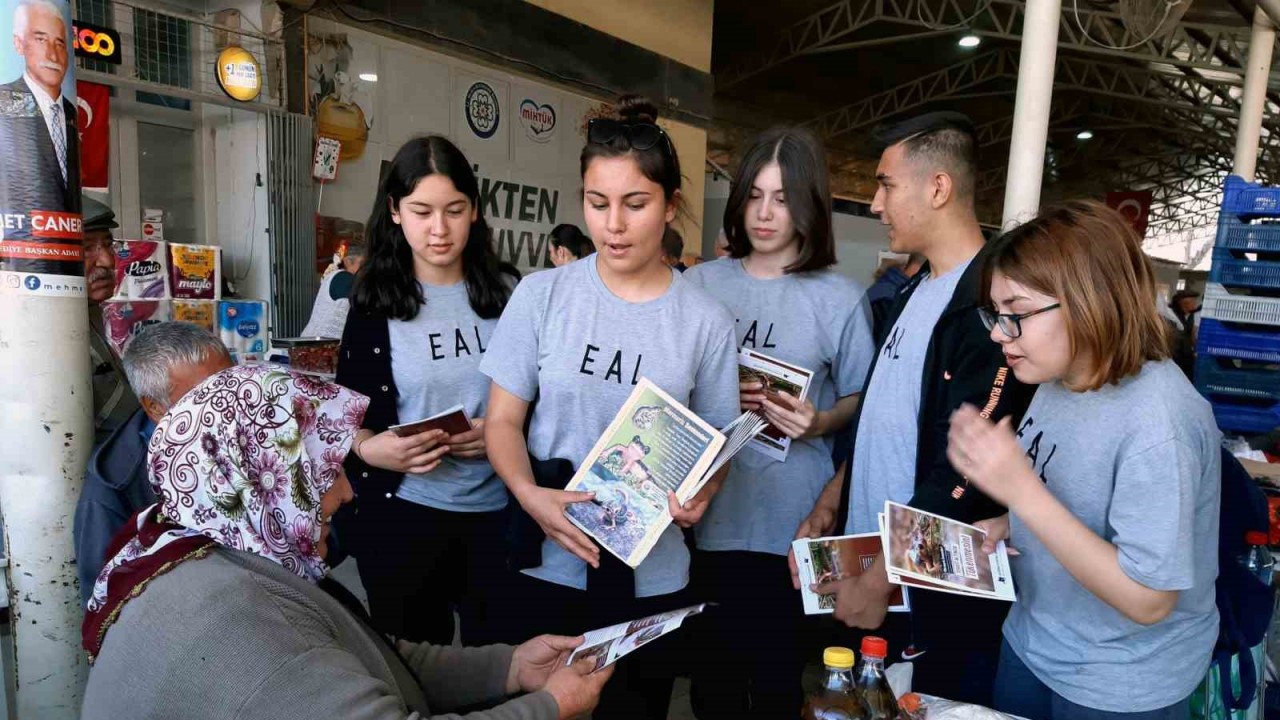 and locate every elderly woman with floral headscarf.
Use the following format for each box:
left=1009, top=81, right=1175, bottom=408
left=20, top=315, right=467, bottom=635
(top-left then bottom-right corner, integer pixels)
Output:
left=81, top=365, right=611, bottom=720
